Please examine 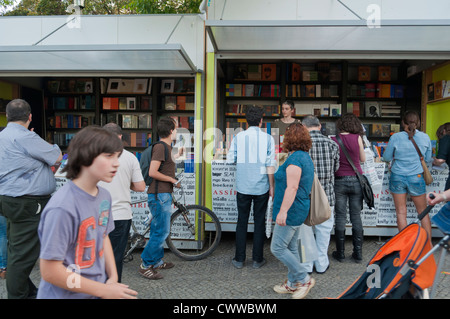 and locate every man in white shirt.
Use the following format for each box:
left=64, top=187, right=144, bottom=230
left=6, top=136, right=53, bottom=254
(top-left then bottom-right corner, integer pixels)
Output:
left=226, top=106, right=276, bottom=269
left=99, top=123, right=146, bottom=282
